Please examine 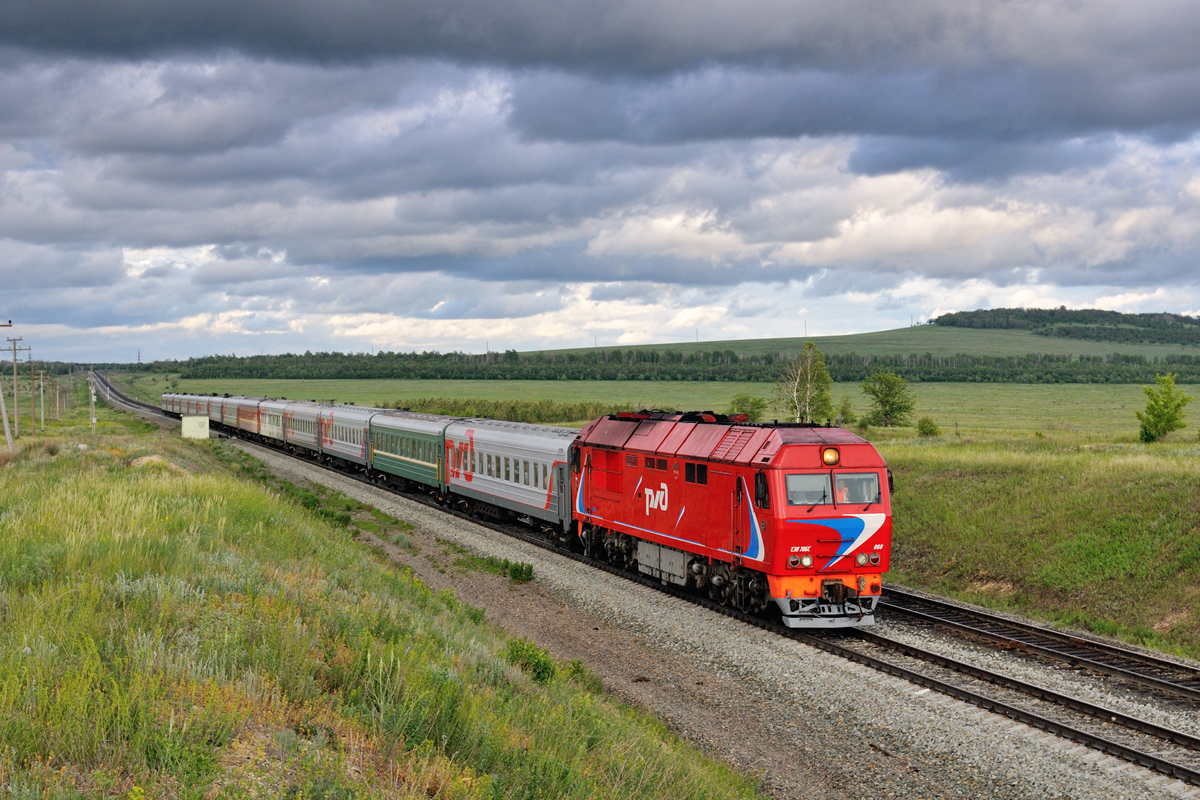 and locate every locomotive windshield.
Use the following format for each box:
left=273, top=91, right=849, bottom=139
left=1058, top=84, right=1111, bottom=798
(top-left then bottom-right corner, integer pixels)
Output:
left=785, top=473, right=832, bottom=505
left=834, top=472, right=881, bottom=505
